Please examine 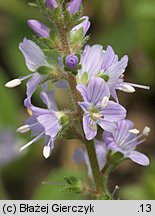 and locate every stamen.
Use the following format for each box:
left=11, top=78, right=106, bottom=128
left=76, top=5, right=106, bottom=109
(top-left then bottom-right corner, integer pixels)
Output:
left=101, top=96, right=109, bottom=108
left=16, top=125, right=30, bottom=133
left=27, top=108, right=32, bottom=116
left=128, top=129, right=139, bottom=134
left=19, top=132, right=44, bottom=152
left=124, top=133, right=144, bottom=147
left=143, top=126, right=150, bottom=136
left=92, top=113, right=102, bottom=119
left=5, top=79, right=22, bottom=88
left=43, top=145, right=51, bottom=159
left=136, top=138, right=147, bottom=146
left=16, top=123, right=38, bottom=133
left=5, top=74, right=32, bottom=88
left=112, top=185, right=119, bottom=199
left=42, top=181, right=66, bottom=185
left=20, top=74, right=33, bottom=81
left=118, top=84, right=135, bottom=93
left=125, top=82, right=150, bottom=90
left=118, top=127, right=140, bottom=146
